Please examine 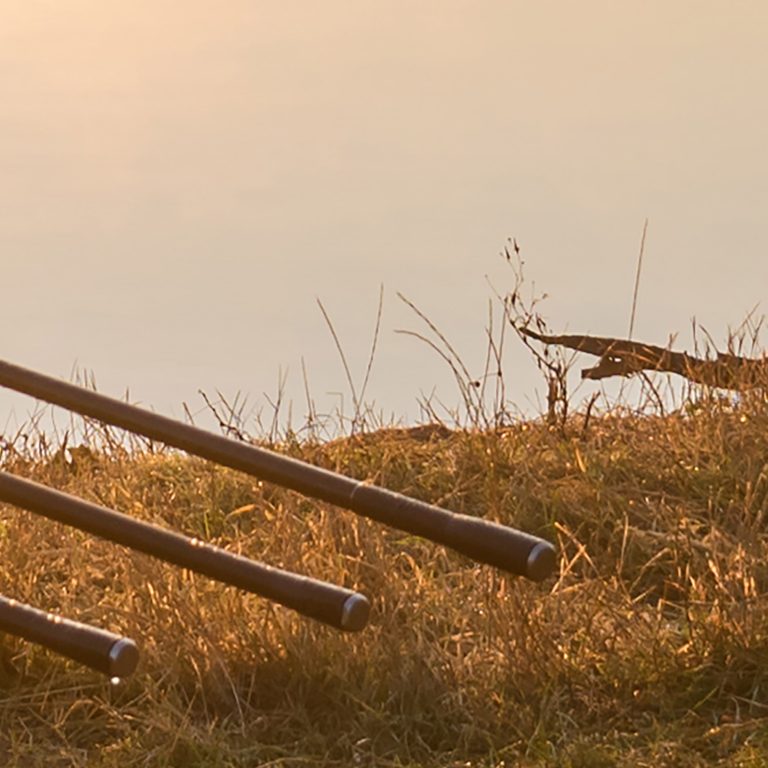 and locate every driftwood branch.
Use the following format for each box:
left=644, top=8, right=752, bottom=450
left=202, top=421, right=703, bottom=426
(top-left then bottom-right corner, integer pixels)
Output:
left=520, top=328, right=768, bottom=390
